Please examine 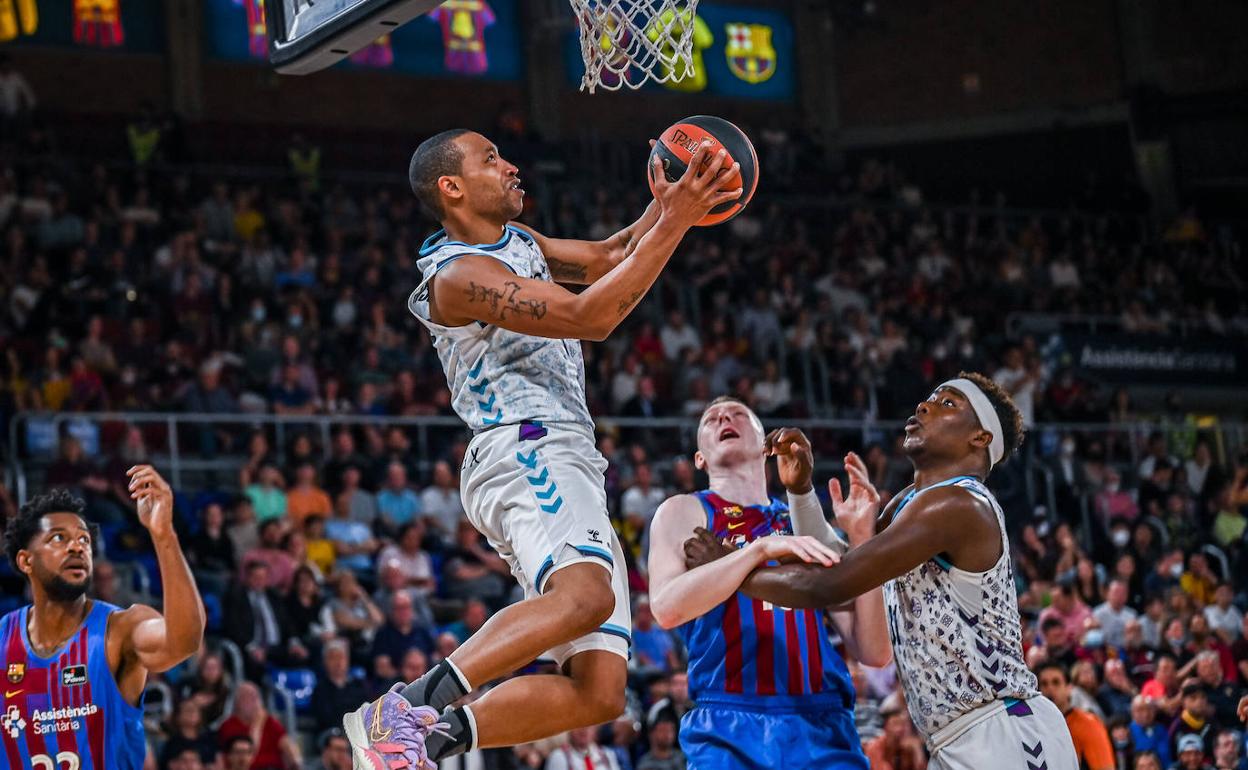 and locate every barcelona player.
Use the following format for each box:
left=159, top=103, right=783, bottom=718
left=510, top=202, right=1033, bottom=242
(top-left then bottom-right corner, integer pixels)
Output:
left=647, top=396, right=890, bottom=768
left=1, top=467, right=206, bottom=770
